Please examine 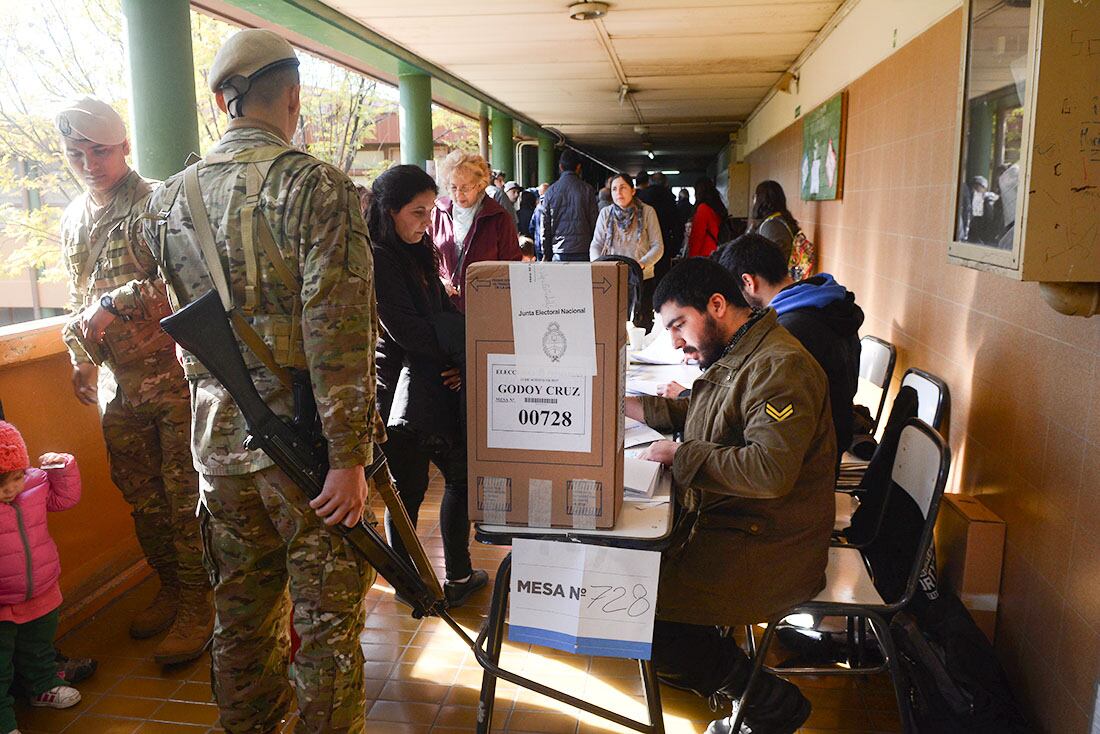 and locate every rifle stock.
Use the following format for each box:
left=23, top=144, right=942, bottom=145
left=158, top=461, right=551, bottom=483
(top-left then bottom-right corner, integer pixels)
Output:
left=161, top=291, right=442, bottom=617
